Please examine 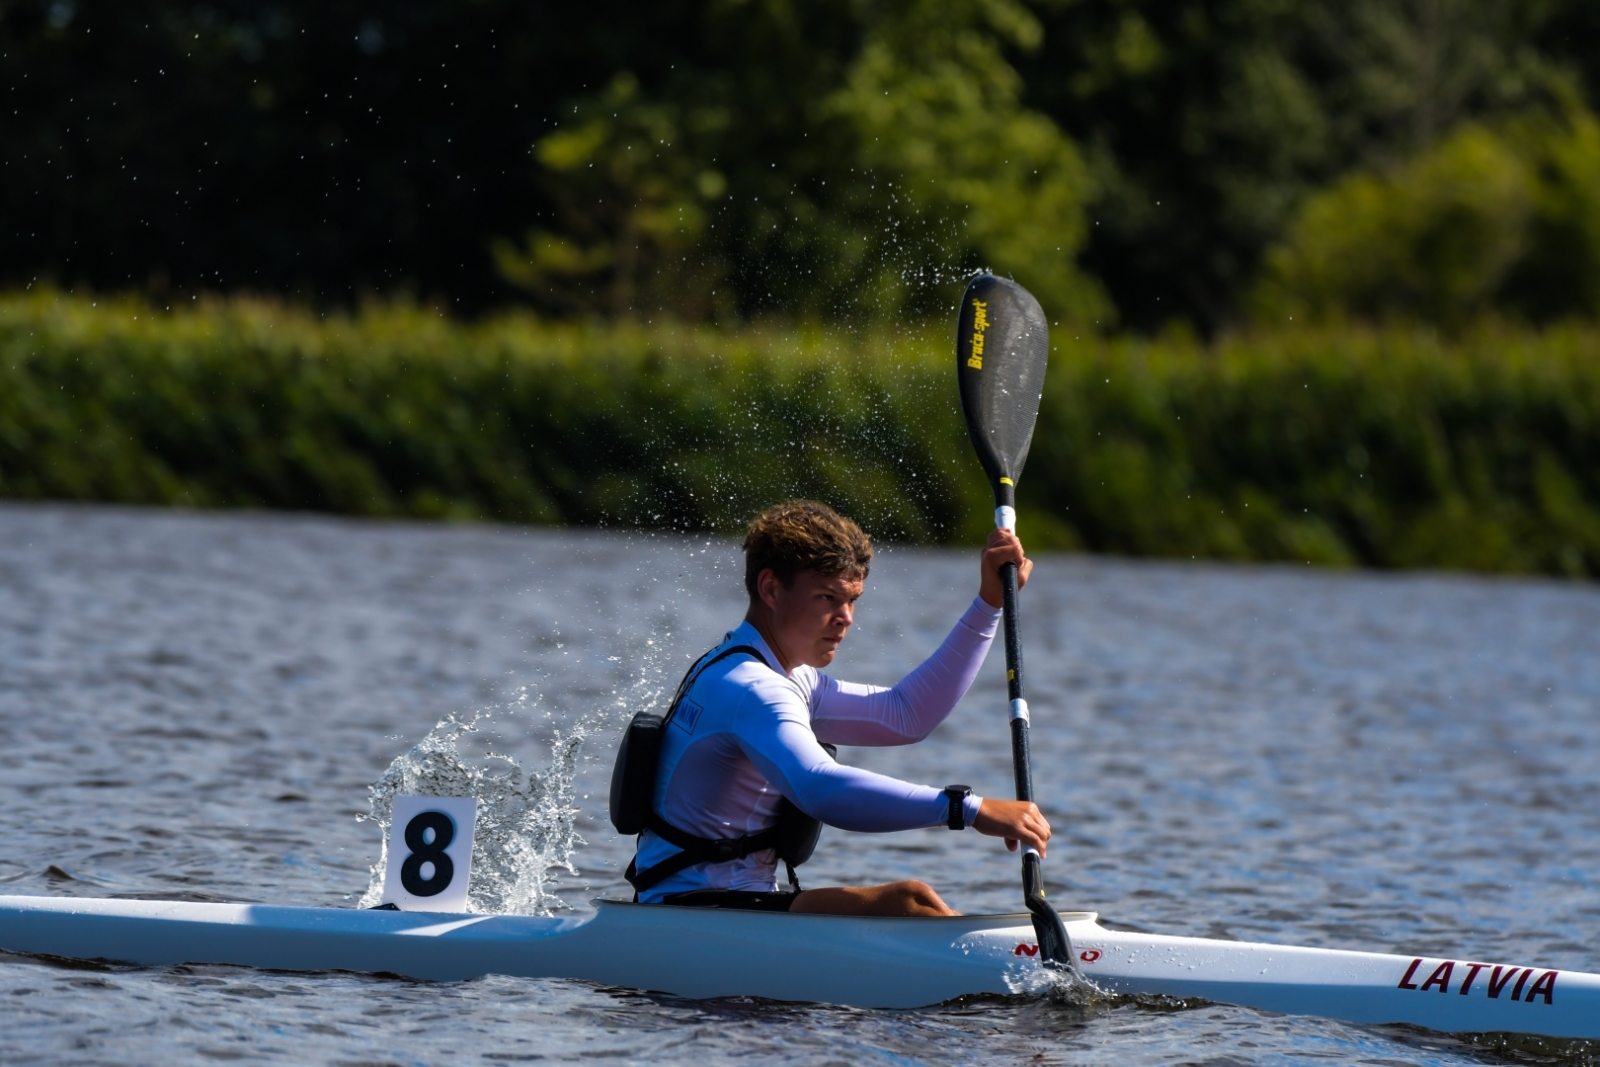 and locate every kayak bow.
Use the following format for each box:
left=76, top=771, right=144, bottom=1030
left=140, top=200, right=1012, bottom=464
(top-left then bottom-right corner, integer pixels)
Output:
left=1, top=895, right=1595, bottom=1038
